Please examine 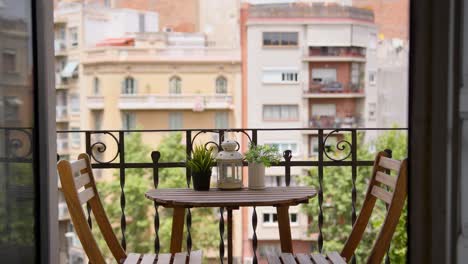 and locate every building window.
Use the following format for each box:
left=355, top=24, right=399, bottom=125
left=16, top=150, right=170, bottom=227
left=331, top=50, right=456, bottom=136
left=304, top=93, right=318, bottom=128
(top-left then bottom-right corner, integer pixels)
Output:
left=122, top=112, right=136, bottom=130
left=351, top=63, right=360, bottom=84
left=263, top=69, right=299, bottom=84
left=104, top=0, right=111, bottom=7
left=71, top=127, right=80, bottom=147
left=169, top=112, right=183, bottom=129
left=369, top=71, right=377, bottom=86
left=4, top=96, right=20, bottom=121
left=138, top=13, right=146, bottom=32
left=215, top=112, right=229, bottom=129
left=93, top=77, right=100, bottom=95
left=93, top=111, right=103, bottom=130
left=2, top=49, right=16, bottom=73
left=122, top=77, right=137, bottom=94
left=309, top=136, right=337, bottom=156
left=70, top=94, right=80, bottom=113
left=262, top=213, right=298, bottom=225
left=368, top=102, right=377, bottom=121
left=169, top=76, right=182, bottom=94
left=215, top=76, right=227, bottom=94
left=311, top=104, right=336, bottom=117
left=263, top=32, right=298, bottom=47
left=69, top=27, right=78, bottom=47
left=265, top=142, right=298, bottom=154
left=263, top=105, right=299, bottom=121
left=311, top=68, right=337, bottom=84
